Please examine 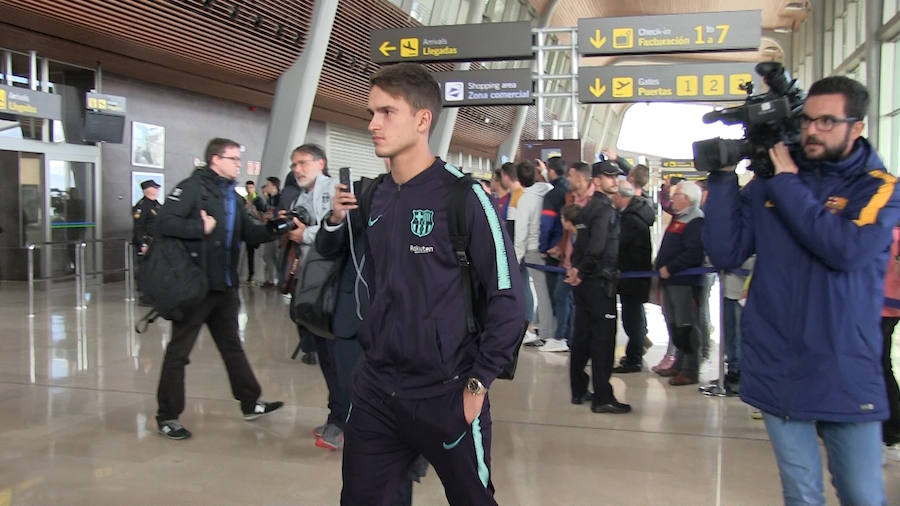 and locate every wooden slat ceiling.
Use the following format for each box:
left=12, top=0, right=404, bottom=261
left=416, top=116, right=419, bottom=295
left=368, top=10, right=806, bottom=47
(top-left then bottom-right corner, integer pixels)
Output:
left=0, top=0, right=807, bottom=158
